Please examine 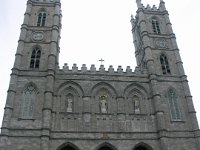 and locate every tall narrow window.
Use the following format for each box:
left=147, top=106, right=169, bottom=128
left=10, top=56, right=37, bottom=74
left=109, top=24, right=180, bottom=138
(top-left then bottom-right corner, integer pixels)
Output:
left=30, top=47, right=41, bottom=69
left=168, top=89, right=181, bottom=120
left=152, top=19, right=161, bottom=34
left=160, top=54, right=171, bottom=74
left=21, top=84, right=37, bottom=119
left=37, top=12, right=46, bottom=27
